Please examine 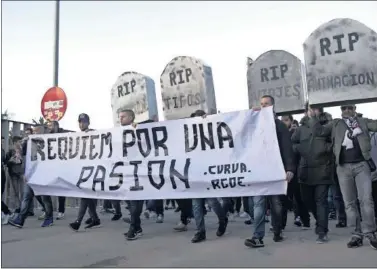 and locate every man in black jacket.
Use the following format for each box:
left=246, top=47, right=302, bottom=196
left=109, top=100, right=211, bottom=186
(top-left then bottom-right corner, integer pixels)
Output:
left=244, top=95, right=295, bottom=248
left=292, top=108, right=334, bottom=243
